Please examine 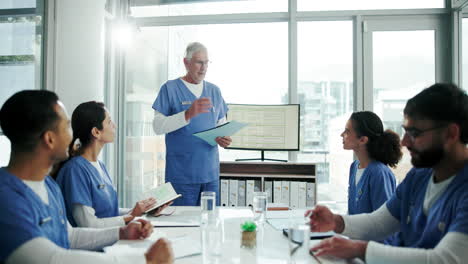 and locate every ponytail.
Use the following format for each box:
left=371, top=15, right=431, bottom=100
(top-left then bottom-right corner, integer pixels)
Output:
left=50, top=137, right=78, bottom=180
left=367, top=129, right=402, bottom=168
left=350, top=111, right=402, bottom=168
